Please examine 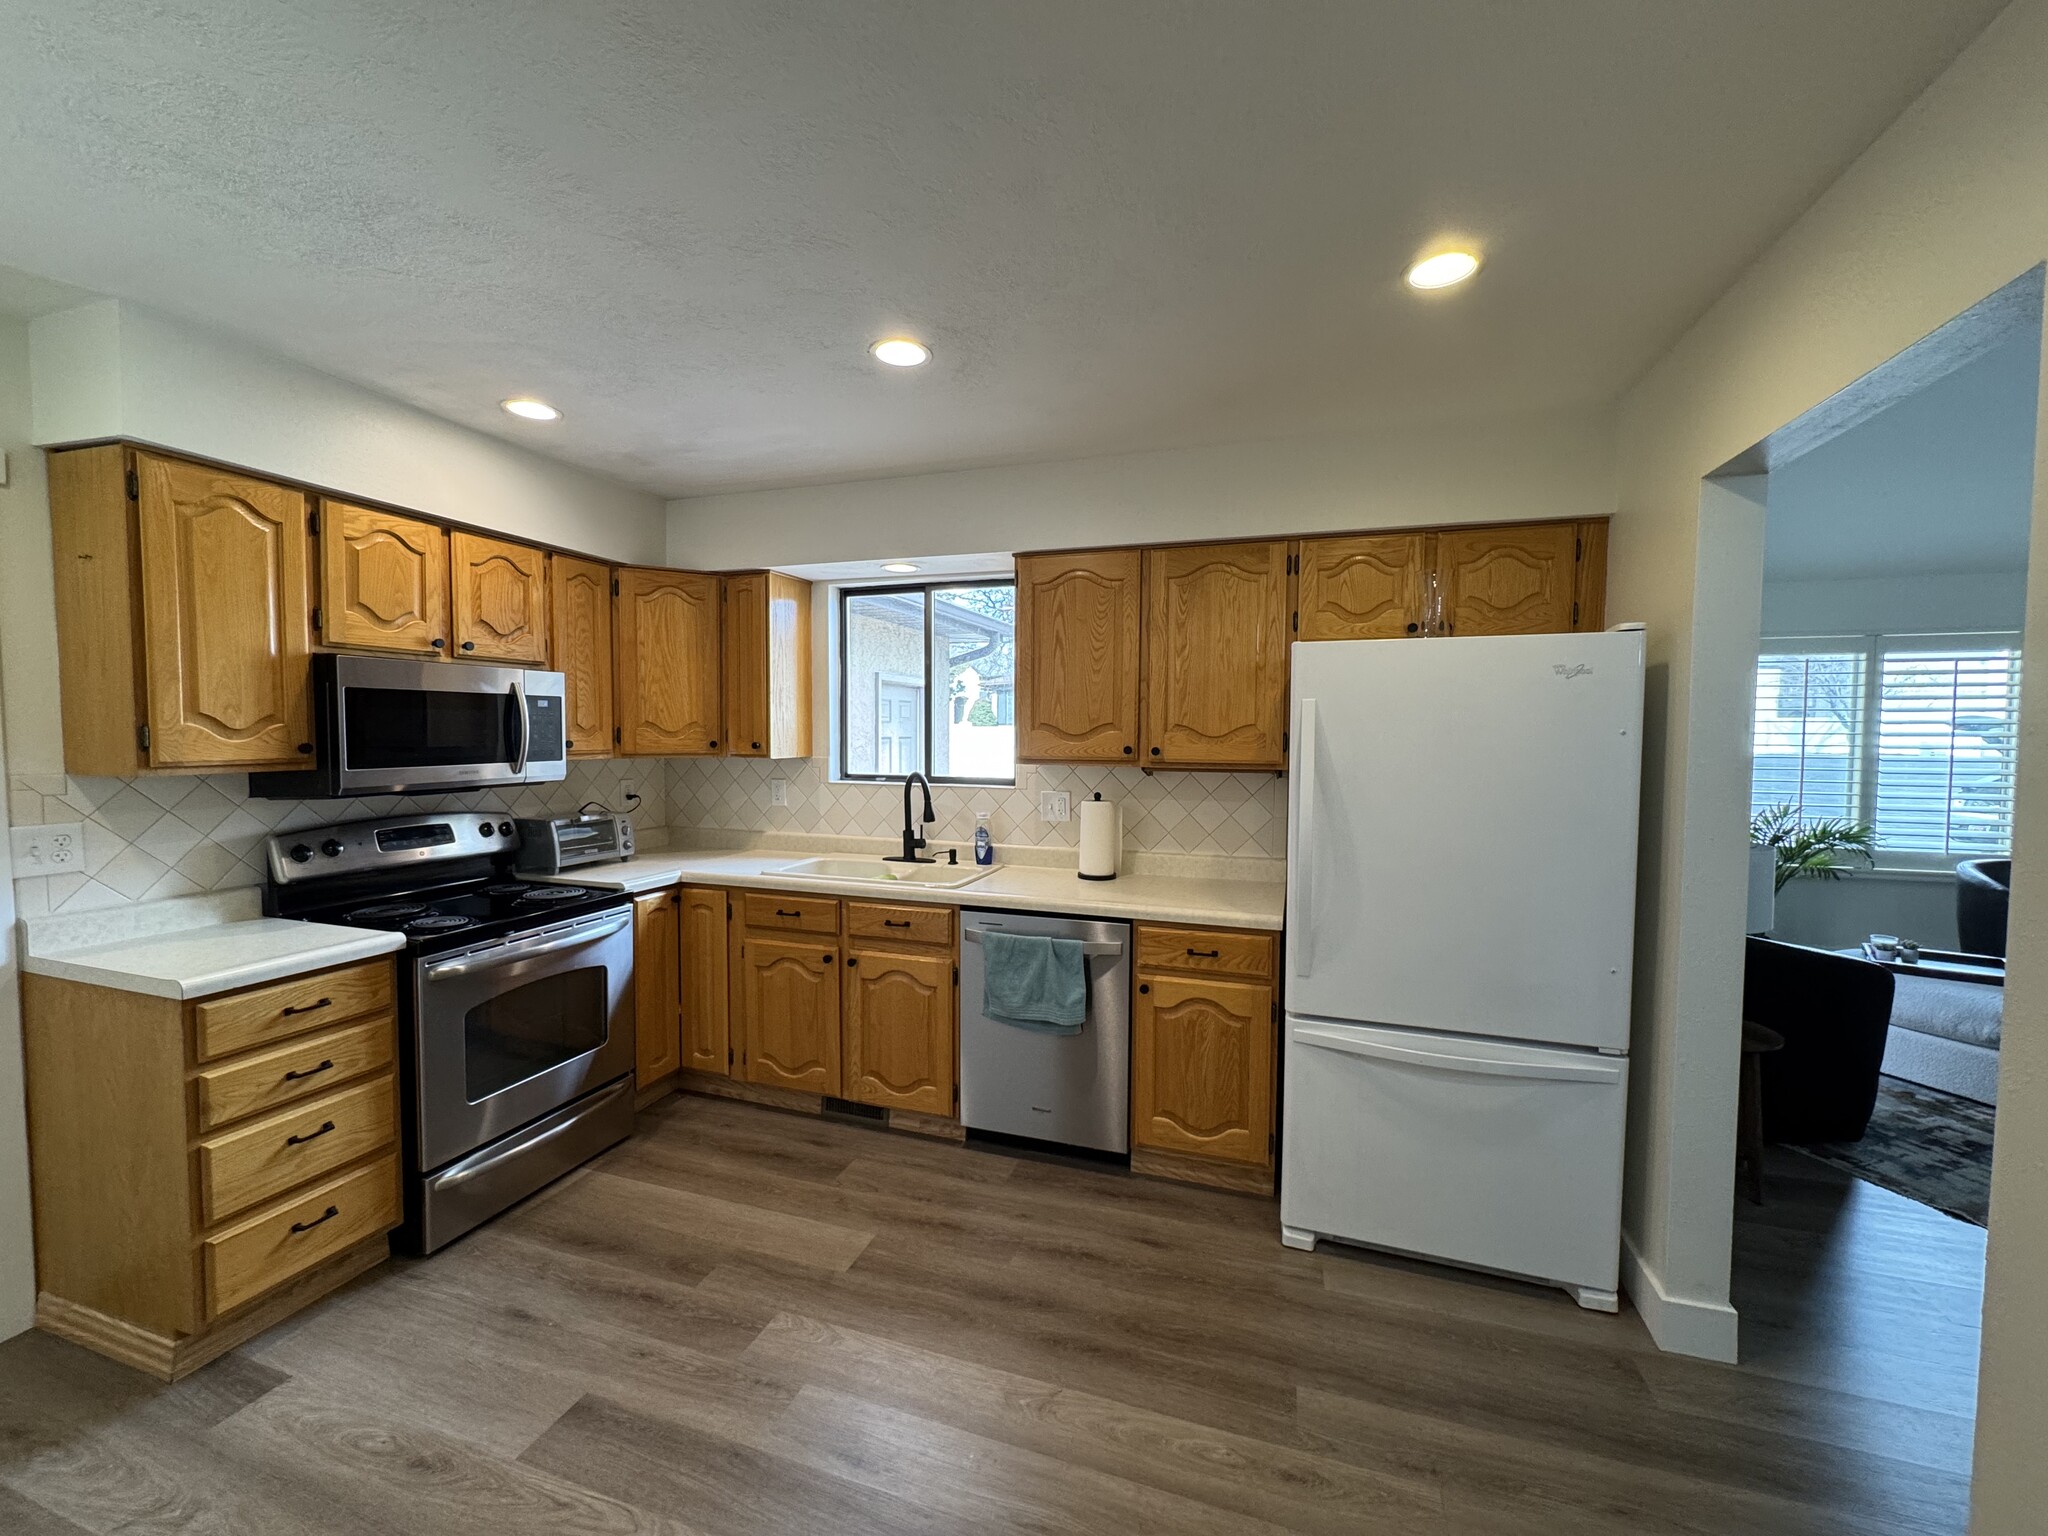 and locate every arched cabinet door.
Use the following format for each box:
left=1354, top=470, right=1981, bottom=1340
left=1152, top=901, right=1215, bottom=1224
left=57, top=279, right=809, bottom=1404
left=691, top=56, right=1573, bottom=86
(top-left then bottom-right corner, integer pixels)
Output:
left=844, top=948, right=954, bottom=1116
left=450, top=531, right=549, bottom=663
left=1433, top=523, right=1581, bottom=636
left=739, top=937, right=841, bottom=1095
left=1015, top=549, right=1141, bottom=763
left=135, top=451, right=313, bottom=768
left=549, top=554, right=615, bottom=757
left=1296, top=533, right=1429, bottom=640
left=615, top=567, right=722, bottom=756
left=318, top=501, right=450, bottom=656
left=1142, top=541, right=1290, bottom=770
